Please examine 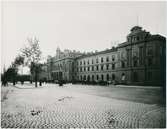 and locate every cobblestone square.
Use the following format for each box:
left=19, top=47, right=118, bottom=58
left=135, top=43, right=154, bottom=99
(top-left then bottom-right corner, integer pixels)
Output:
left=1, top=83, right=166, bottom=128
